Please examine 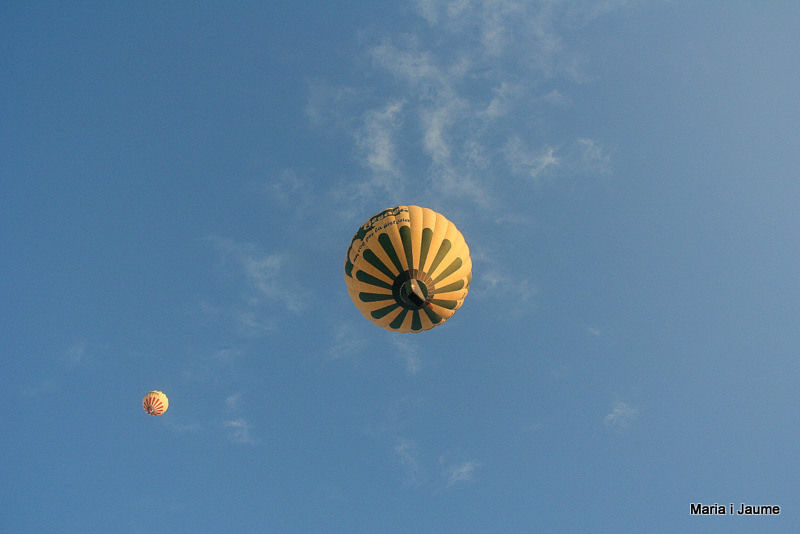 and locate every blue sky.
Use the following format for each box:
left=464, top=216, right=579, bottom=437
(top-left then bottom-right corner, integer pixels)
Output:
left=3, top=2, right=800, bottom=532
